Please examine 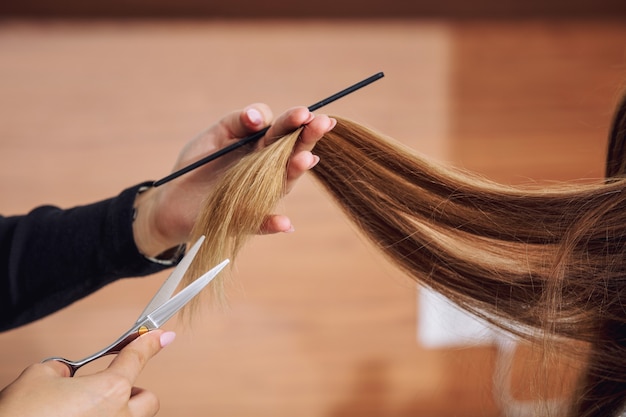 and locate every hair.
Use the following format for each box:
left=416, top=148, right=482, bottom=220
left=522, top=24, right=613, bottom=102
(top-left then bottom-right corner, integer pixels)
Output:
left=184, top=93, right=626, bottom=417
